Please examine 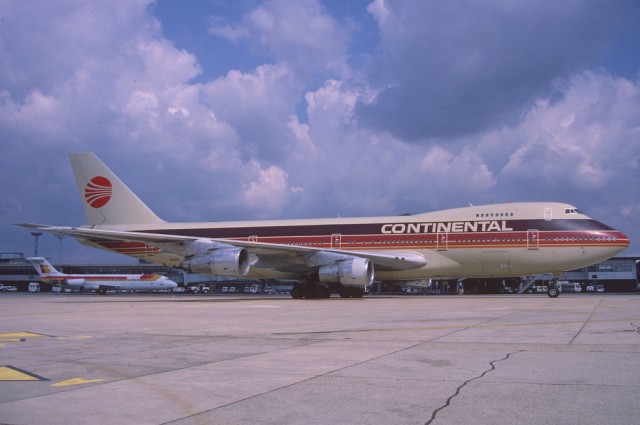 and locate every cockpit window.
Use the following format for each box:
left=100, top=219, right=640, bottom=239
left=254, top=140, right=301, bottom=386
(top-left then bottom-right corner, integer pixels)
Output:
left=565, top=208, right=583, bottom=215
